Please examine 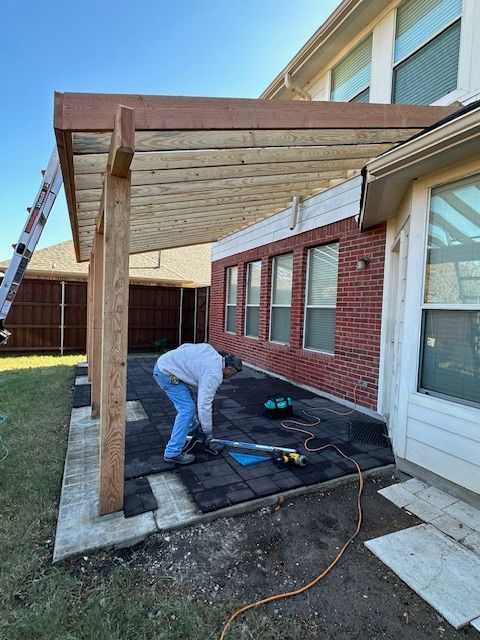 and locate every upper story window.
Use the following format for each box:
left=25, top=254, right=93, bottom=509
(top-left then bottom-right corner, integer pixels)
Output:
left=393, top=0, right=462, bottom=104
left=245, top=261, right=261, bottom=338
left=330, top=34, right=372, bottom=103
left=303, top=243, right=339, bottom=354
left=270, top=254, right=293, bottom=344
left=225, top=266, right=238, bottom=333
left=419, top=173, right=480, bottom=406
